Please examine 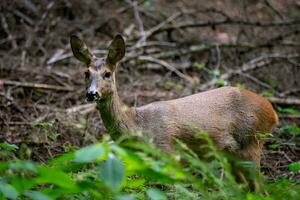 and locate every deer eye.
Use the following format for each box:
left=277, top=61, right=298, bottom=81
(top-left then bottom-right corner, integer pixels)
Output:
left=103, top=72, right=111, bottom=79
left=84, top=71, right=90, bottom=80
